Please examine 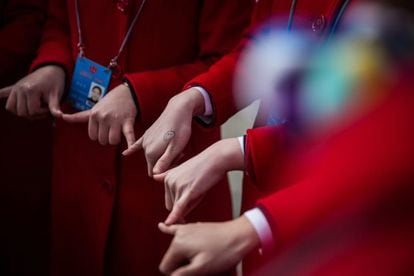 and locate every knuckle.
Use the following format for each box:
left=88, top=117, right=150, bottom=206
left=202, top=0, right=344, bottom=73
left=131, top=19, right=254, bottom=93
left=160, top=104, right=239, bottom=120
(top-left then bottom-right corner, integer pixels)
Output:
left=19, top=83, right=32, bottom=94
left=101, top=112, right=111, bottom=121
left=124, top=128, right=134, bottom=135
left=146, top=148, right=157, bottom=159
left=91, top=110, right=99, bottom=120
